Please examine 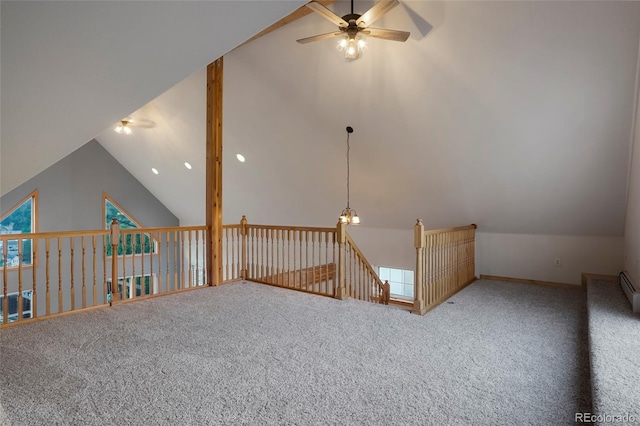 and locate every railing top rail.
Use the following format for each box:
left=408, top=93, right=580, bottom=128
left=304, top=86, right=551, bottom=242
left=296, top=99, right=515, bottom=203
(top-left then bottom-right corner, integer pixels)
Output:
left=120, top=225, right=207, bottom=233
left=0, top=229, right=109, bottom=240
left=0, top=225, right=208, bottom=241
left=345, top=233, right=384, bottom=288
left=246, top=224, right=336, bottom=233
left=222, top=224, right=242, bottom=229
left=424, top=223, right=477, bottom=236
